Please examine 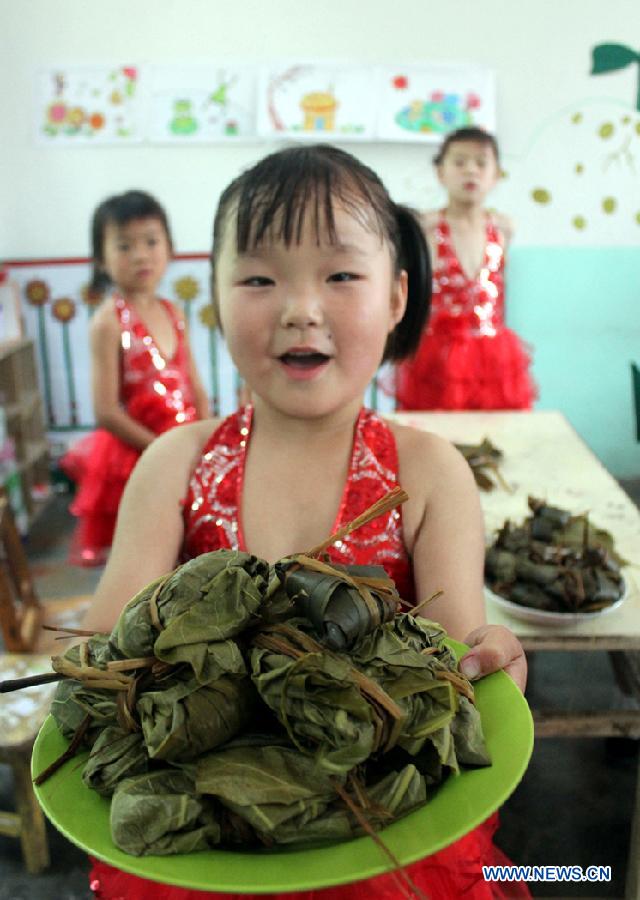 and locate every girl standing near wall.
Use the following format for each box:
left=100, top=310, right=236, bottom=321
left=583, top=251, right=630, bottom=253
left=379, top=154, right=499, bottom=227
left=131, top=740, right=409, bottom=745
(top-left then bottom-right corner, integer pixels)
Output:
left=396, top=127, right=536, bottom=411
